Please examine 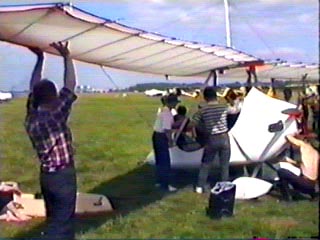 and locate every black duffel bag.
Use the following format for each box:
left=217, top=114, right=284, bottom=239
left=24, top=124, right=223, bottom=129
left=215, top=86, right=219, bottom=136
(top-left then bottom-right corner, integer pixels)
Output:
left=206, top=181, right=236, bottom=219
